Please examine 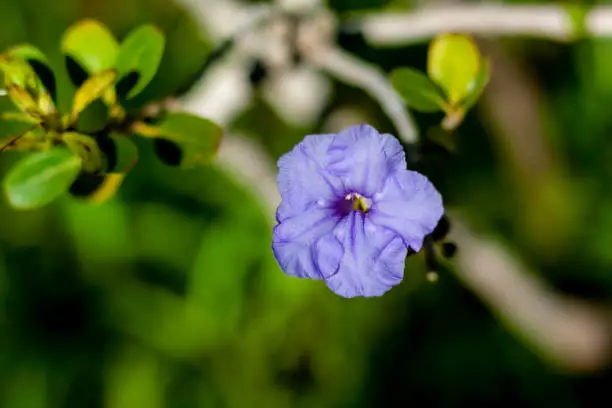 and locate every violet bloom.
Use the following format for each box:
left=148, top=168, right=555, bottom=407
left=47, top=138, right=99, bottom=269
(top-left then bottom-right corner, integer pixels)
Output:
left=272, top=124, right=444, bottom=298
